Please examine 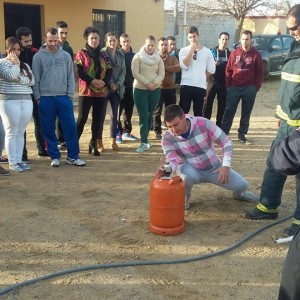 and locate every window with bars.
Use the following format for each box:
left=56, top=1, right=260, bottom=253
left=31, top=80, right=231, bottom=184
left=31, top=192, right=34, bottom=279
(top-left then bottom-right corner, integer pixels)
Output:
left=92, top=9, right=125, bottom=47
